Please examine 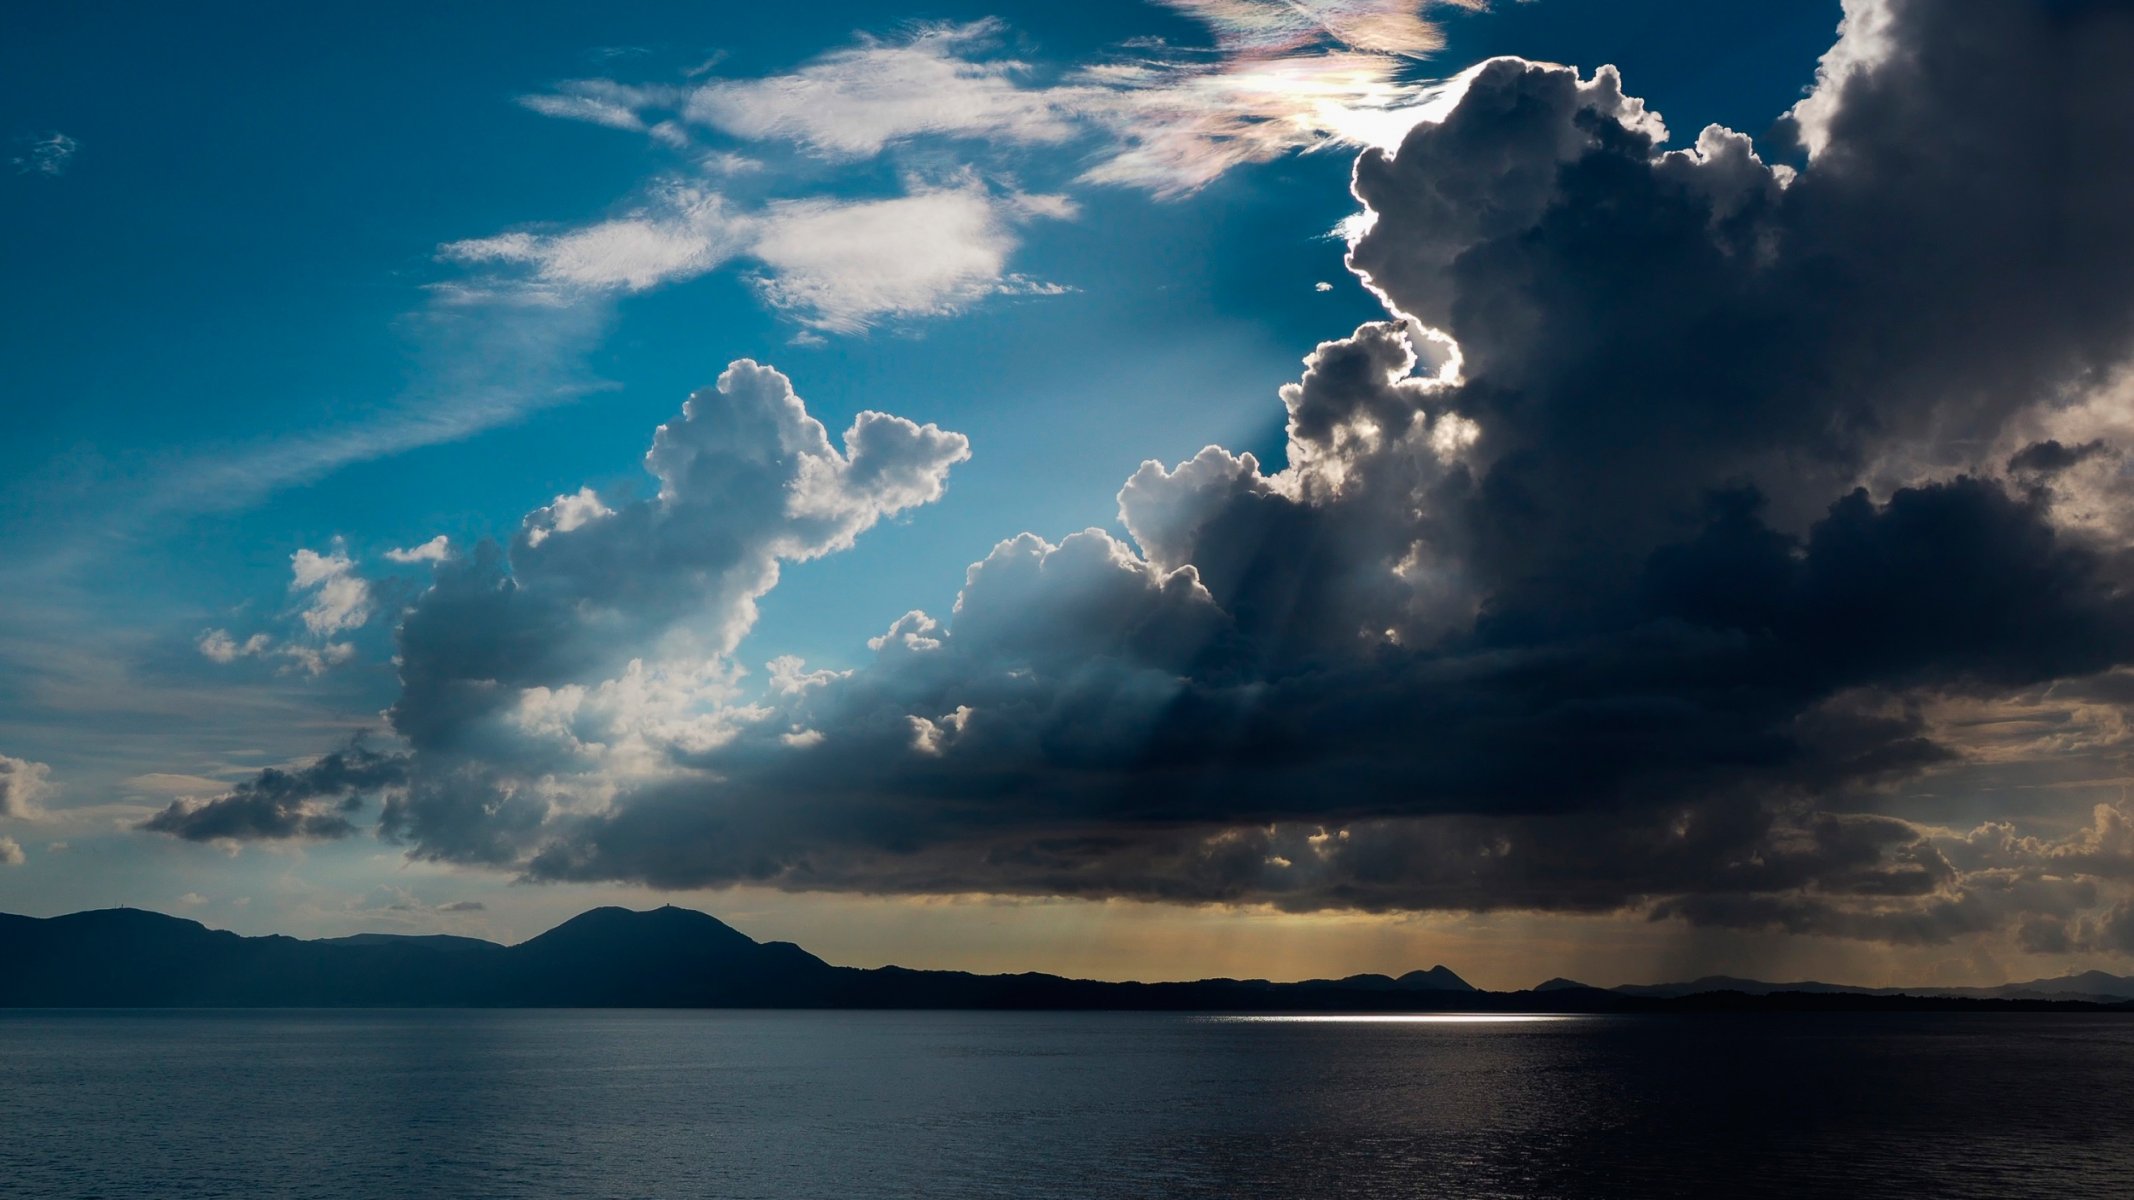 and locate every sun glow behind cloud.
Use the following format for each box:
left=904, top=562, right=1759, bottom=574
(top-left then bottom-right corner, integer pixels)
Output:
left=1158, top=0, right=1486, bottom=58
left=1204, top=1014, right=1579, bottom=1024
left=24, top=0, right=2134, bottom=991
left=139, top=0, right=2134, bottom=978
